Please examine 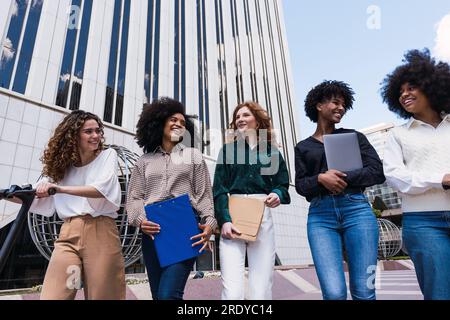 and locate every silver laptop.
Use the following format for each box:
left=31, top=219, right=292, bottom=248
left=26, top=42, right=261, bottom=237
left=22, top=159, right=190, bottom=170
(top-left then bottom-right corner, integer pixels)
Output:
left=323, top=132, right=363, bottom=172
